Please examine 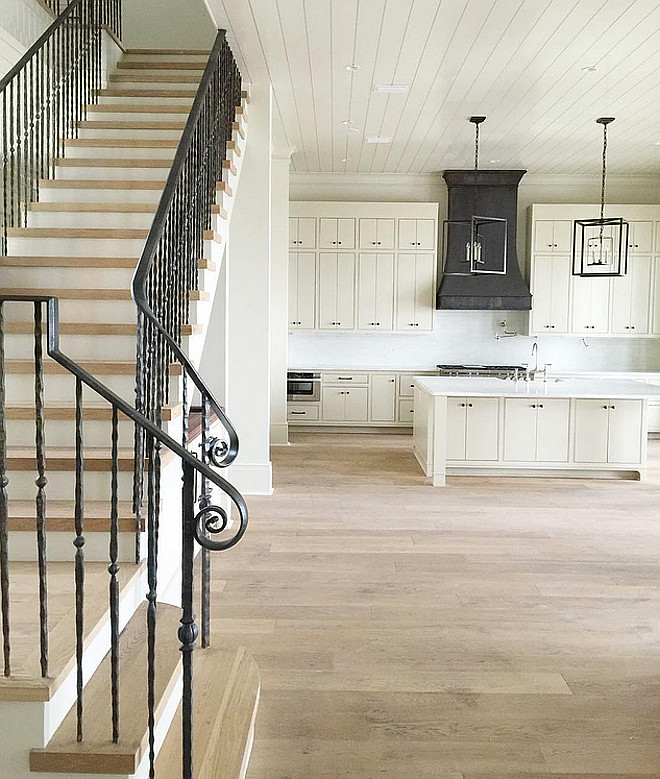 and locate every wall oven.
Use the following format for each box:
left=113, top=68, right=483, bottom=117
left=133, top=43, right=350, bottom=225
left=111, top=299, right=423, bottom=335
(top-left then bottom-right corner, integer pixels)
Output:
left=287, top=372, right=321, bottom=402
